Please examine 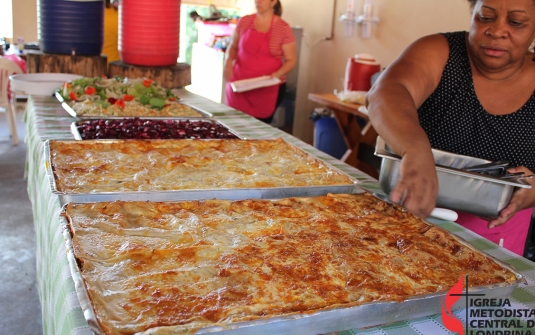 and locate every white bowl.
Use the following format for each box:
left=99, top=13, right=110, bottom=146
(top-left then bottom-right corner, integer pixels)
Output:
left=334, top=89, right=367, bottom=104
left=9, top=73, right=83, bottom=96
